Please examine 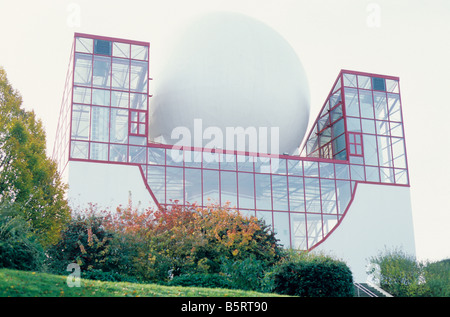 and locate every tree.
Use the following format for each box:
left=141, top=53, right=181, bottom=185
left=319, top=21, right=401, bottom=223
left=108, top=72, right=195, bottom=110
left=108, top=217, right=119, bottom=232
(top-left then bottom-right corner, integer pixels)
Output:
left=0, top=66, right=70, bottom=247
